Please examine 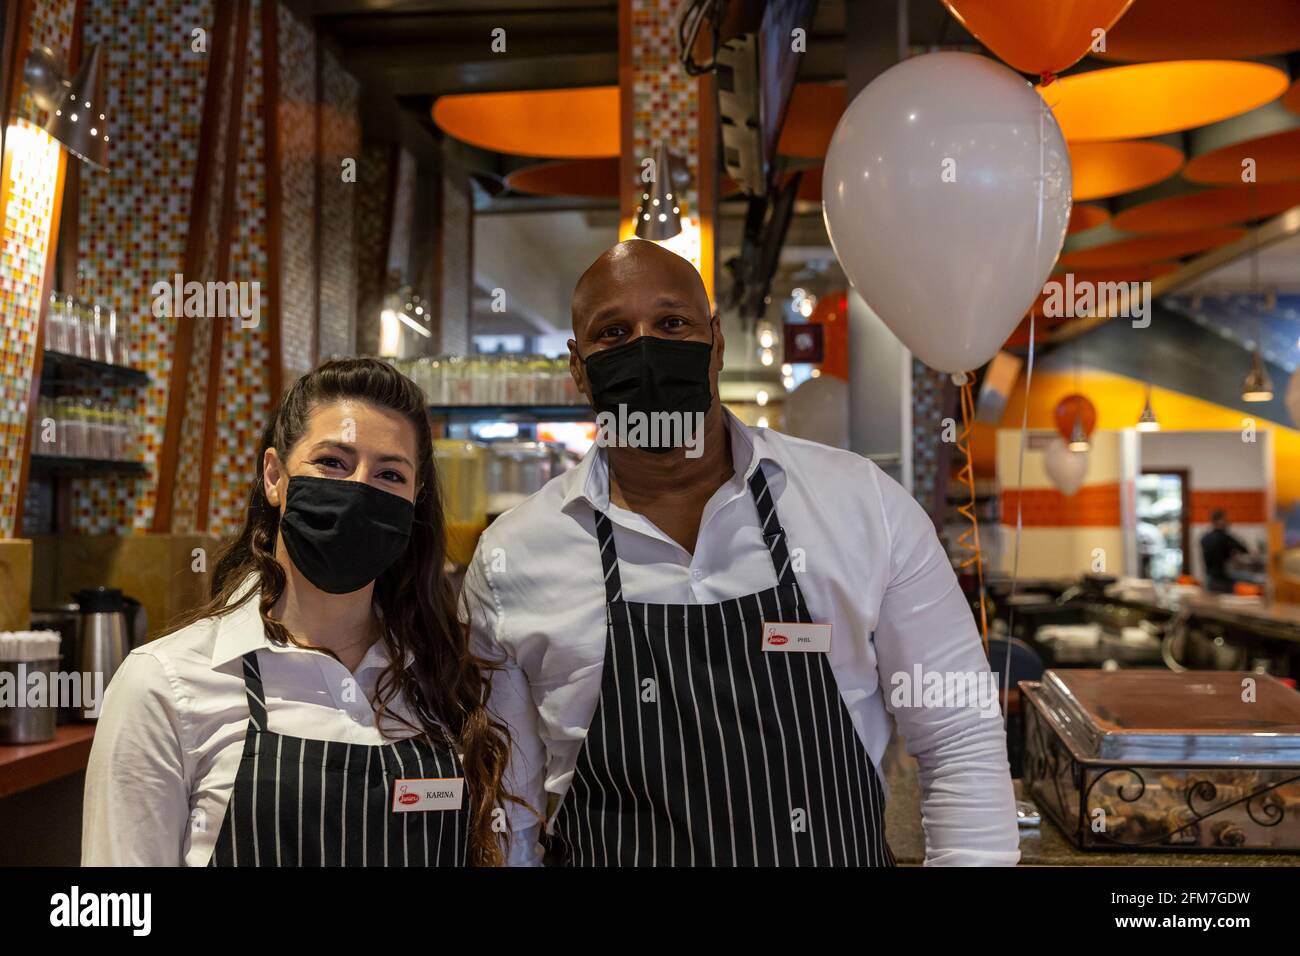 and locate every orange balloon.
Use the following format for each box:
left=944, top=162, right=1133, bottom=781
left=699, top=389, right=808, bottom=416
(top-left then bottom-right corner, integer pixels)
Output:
left=1054, top=394, right=1097, bottom=441
left=941, top=0, right=1136, bottom=77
